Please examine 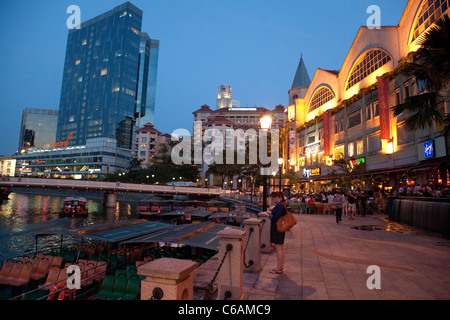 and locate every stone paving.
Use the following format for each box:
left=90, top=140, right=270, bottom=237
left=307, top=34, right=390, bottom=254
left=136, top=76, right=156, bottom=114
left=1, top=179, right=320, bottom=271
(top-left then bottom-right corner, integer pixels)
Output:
left=241, top=213, right=450, bottom=300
